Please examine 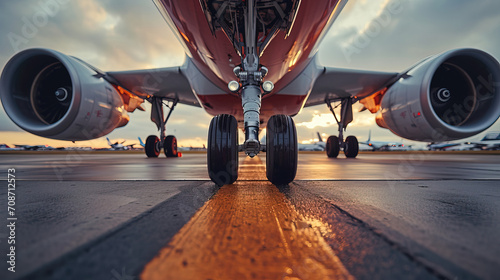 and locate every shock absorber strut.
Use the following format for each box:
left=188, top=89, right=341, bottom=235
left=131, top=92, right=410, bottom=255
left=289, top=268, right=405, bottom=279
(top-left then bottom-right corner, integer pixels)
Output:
left=236, top=64, right=267, bottom=157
